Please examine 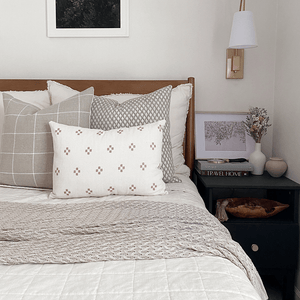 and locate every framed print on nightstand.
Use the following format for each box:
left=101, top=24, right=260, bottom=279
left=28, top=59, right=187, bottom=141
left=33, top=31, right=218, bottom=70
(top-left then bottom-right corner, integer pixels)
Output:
left=195, top=111, right=255, bottom=160
left=47, top=0, right=129, bottom=37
